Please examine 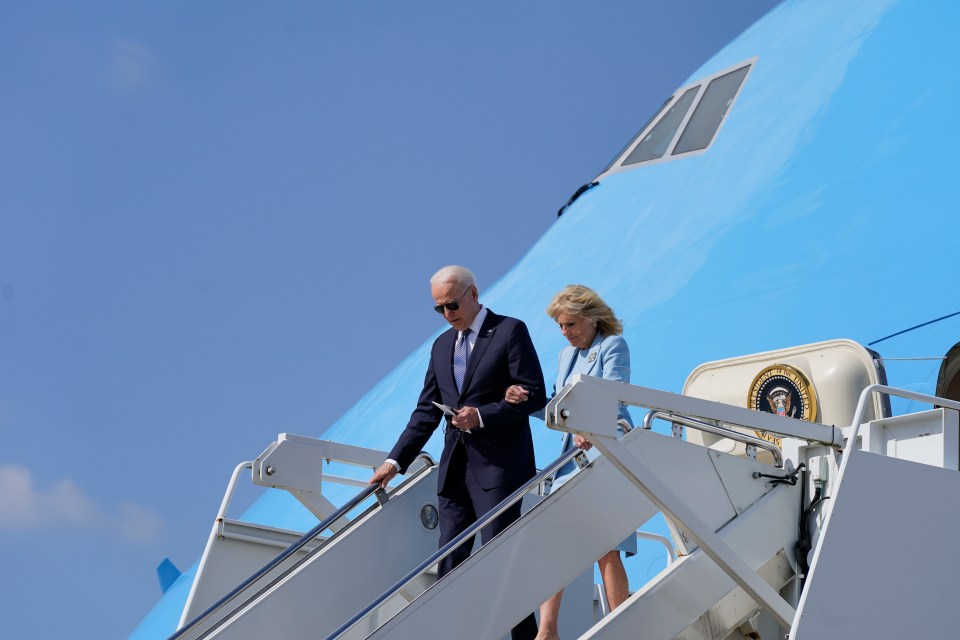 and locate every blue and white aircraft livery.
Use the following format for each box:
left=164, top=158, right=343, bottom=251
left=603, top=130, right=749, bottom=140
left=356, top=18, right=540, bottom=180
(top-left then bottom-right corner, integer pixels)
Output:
left=131, top=0, right=960, bottom=637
